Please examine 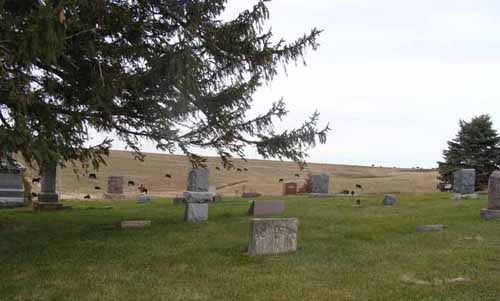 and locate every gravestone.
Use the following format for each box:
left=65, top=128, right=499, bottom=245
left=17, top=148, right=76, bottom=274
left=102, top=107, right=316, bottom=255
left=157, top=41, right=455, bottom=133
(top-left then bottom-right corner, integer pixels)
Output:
left=33, top=162, right=67, bottom=211
left=248, top=200, right=285, bottom=216
left=117, top=220, right=151, bottom=228
left=383, top=194, right=397, bottom=206
left=480, top=171, right=500, bottom=220
left=104, top=176, right=126, bottom=200
left=248, top=218, right=298, bottom=256
left=453, top=169, right=475, bottom=195
left=416, top=224, right=444, bottom=232
left=283, top=182, right=297, bottom=195
left=0, top=159, right=26, bottom=208
left=309, top=173, right=330, bottom=197
left=183, top=168, right=214, bottom=222
left=137, top=194, right=151, bottom=203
